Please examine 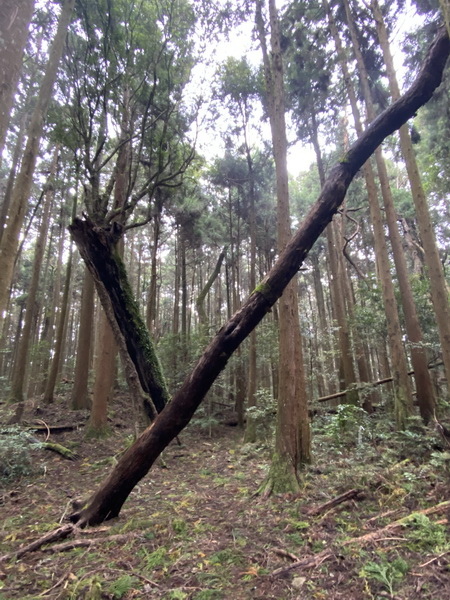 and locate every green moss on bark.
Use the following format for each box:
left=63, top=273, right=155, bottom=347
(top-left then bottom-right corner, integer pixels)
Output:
left=113, top=247, right=170, bottom=409
left=258, top=452, right=301, bottom=497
